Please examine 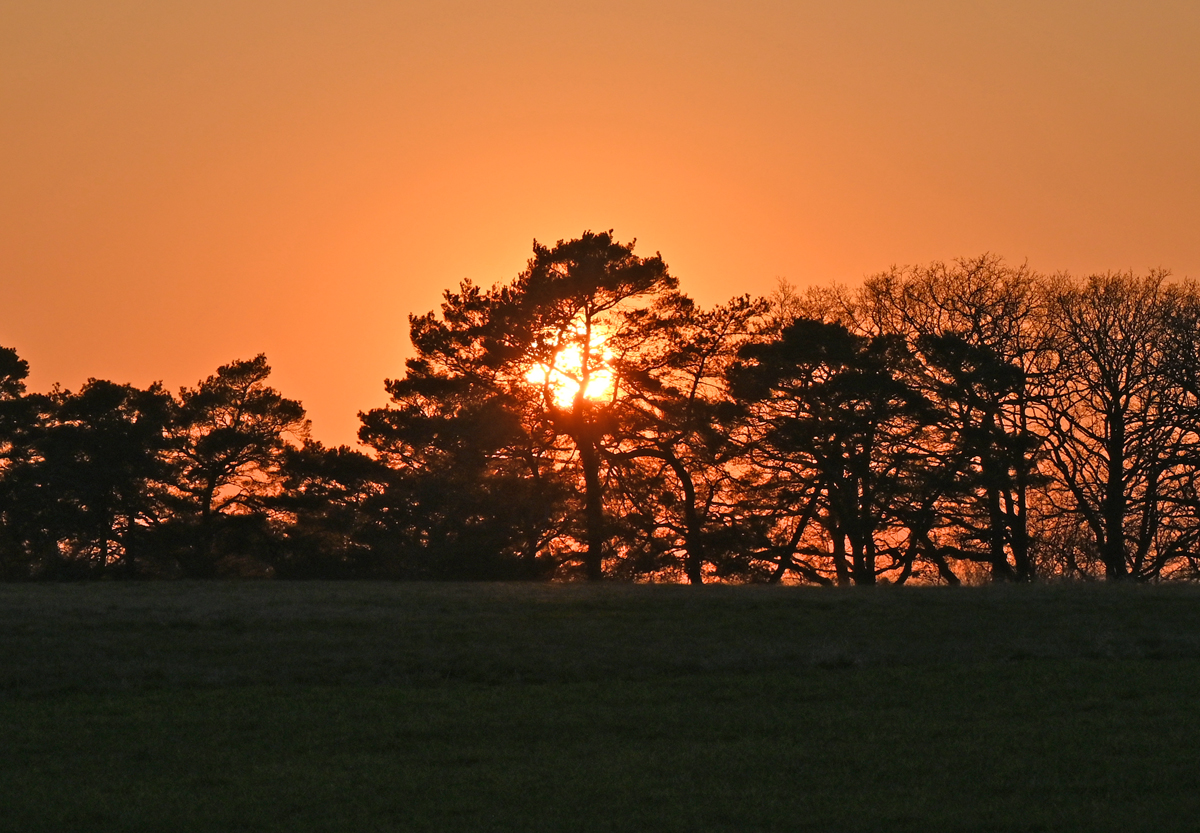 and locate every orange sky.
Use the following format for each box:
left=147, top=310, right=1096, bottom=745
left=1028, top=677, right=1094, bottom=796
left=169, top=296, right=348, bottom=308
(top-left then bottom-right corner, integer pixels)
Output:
left=3, top=0, right=1198, bottom=446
